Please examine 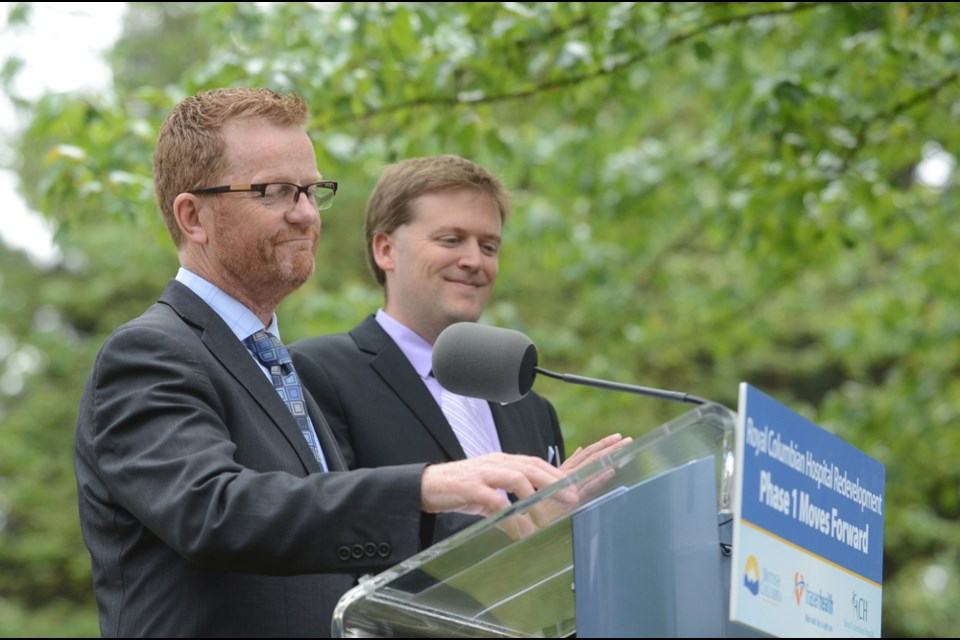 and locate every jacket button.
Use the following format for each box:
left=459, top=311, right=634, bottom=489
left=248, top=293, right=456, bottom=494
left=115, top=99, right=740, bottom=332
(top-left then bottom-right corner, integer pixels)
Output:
left=351, top=544, right=365, bottom=559
left=377, top=542, right=391, bottom=558
left=337, top=546, right=351, bottom=561
left=365, top=543, right=378, bottom=557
